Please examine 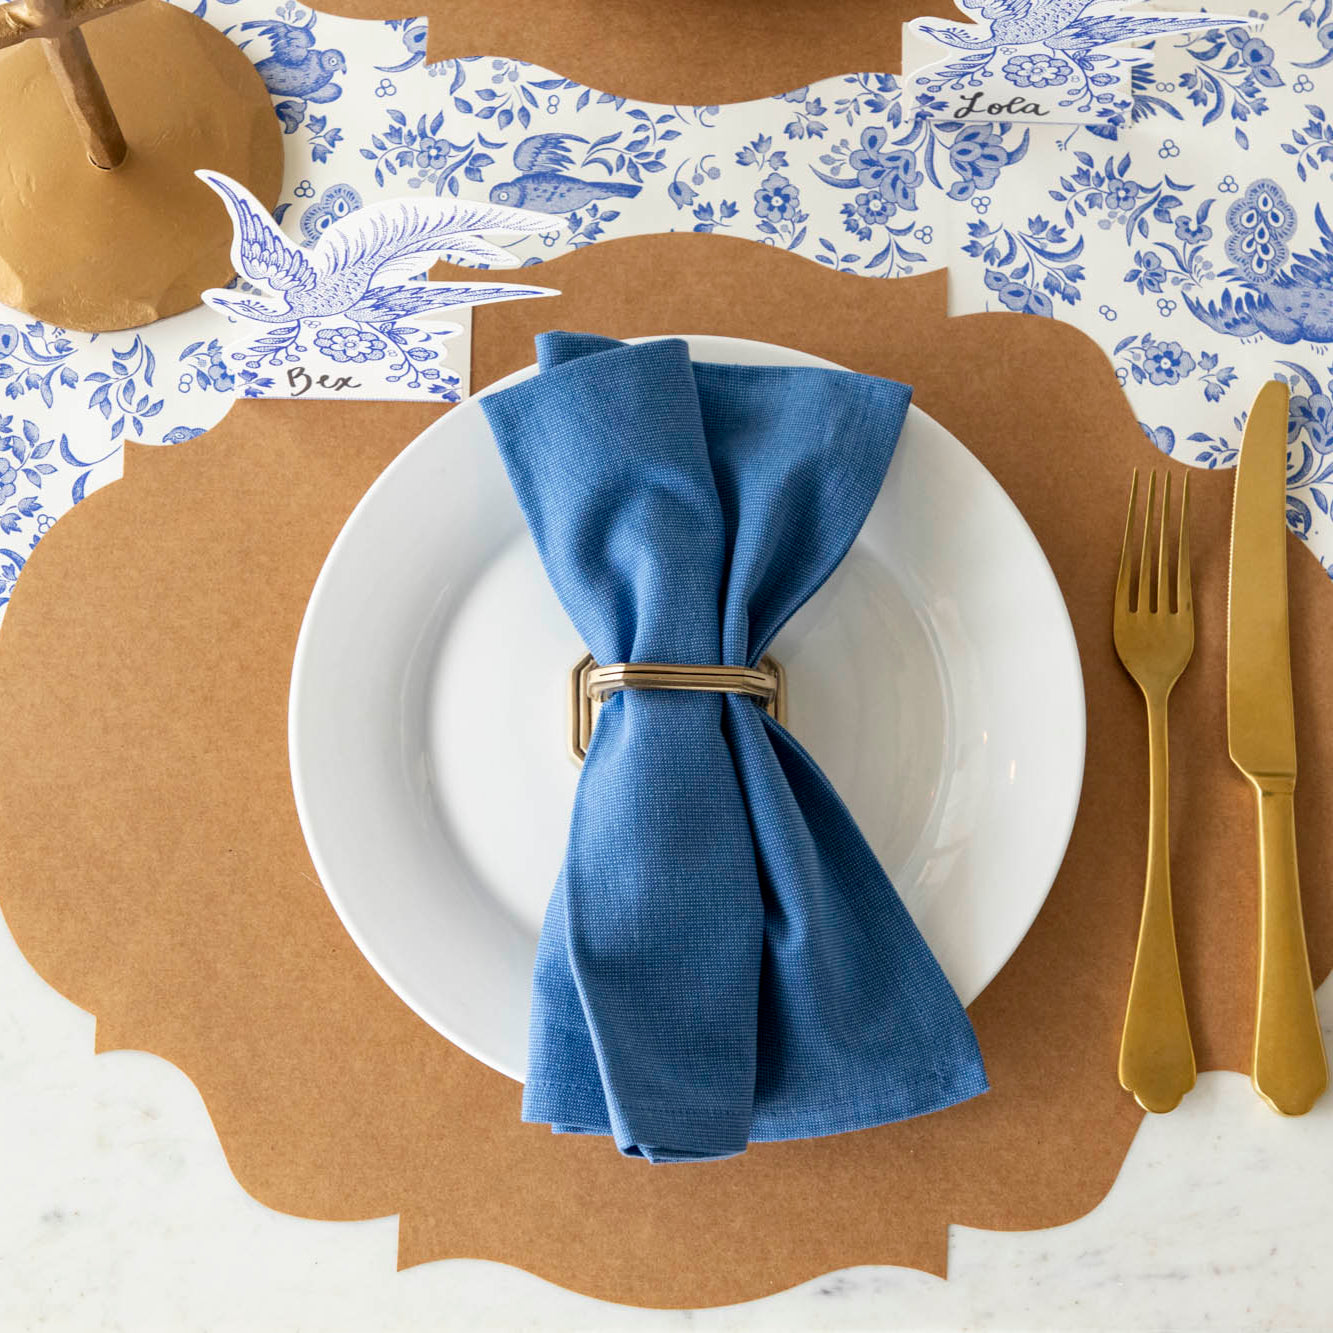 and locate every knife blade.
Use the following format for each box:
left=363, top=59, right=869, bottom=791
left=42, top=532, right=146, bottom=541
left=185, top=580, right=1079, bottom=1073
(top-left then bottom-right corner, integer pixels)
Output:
left=1229, top=380, right=1296, bottom=782
left=1228, top=379, right=1327, bottom=1115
